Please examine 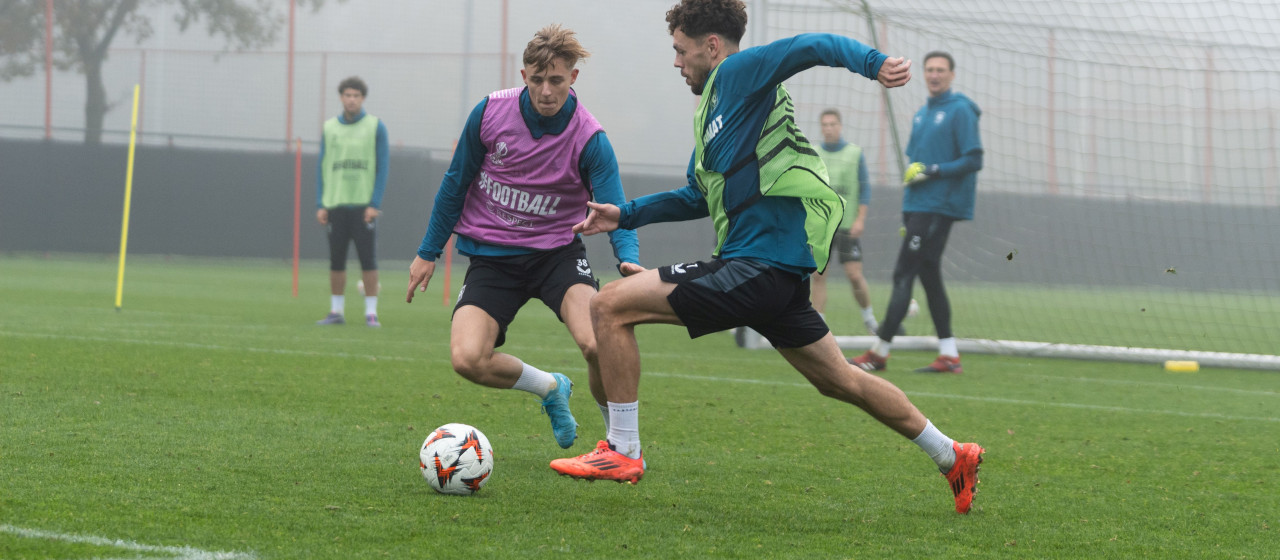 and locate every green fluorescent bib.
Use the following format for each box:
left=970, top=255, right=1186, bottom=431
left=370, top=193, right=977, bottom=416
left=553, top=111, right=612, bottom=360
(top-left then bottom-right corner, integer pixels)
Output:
left=692, top=64, right=845, bottom=272
left=821, top=144, right=862, bottom=230
left=321, top=115, right=379, bottom=208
